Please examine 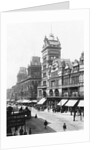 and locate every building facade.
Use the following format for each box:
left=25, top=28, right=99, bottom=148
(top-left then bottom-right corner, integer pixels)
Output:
left=37, top=34, right=84, bottom=109
left=7, top=56, right=41, bottom=100
left=17, top=67, right=28, bottom=83
left=37, top=34, right=61, bottom=99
